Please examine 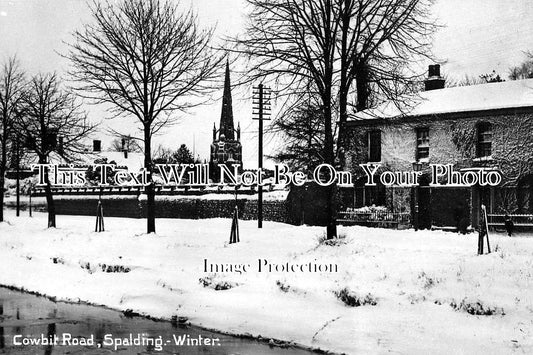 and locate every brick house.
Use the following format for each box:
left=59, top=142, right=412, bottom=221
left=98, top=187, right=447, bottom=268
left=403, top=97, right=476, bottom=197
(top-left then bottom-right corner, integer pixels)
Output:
left=343, top=65, right=533, bottom=229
